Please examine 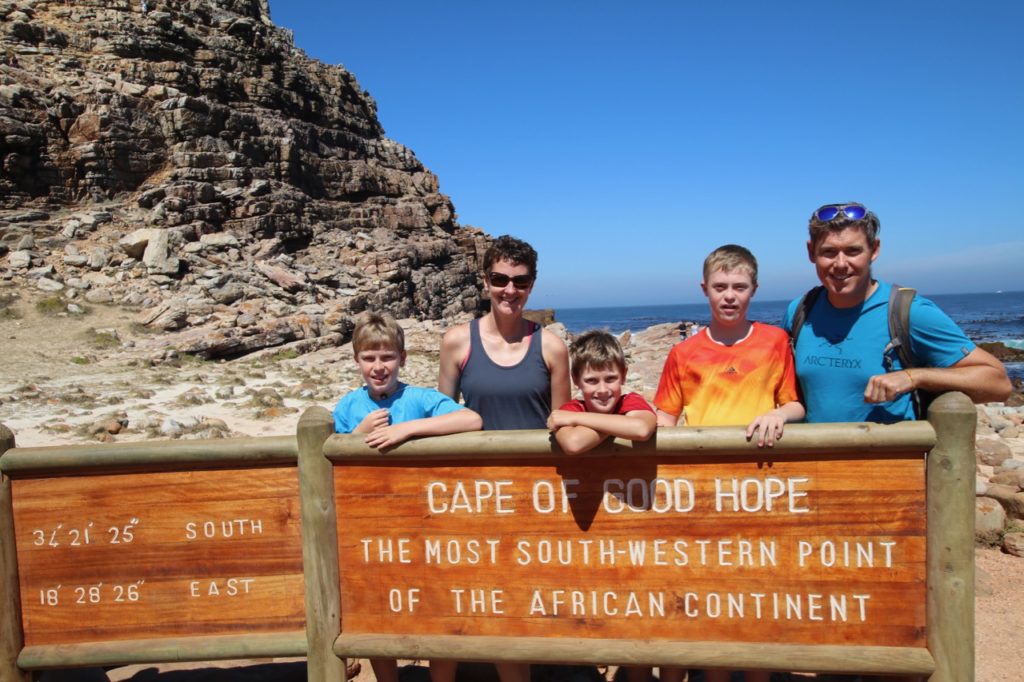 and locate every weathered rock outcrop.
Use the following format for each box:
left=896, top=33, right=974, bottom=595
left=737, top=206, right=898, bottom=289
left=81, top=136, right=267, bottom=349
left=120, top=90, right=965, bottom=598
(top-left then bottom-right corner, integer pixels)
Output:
left=0, top=0, right=490, bottom=356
